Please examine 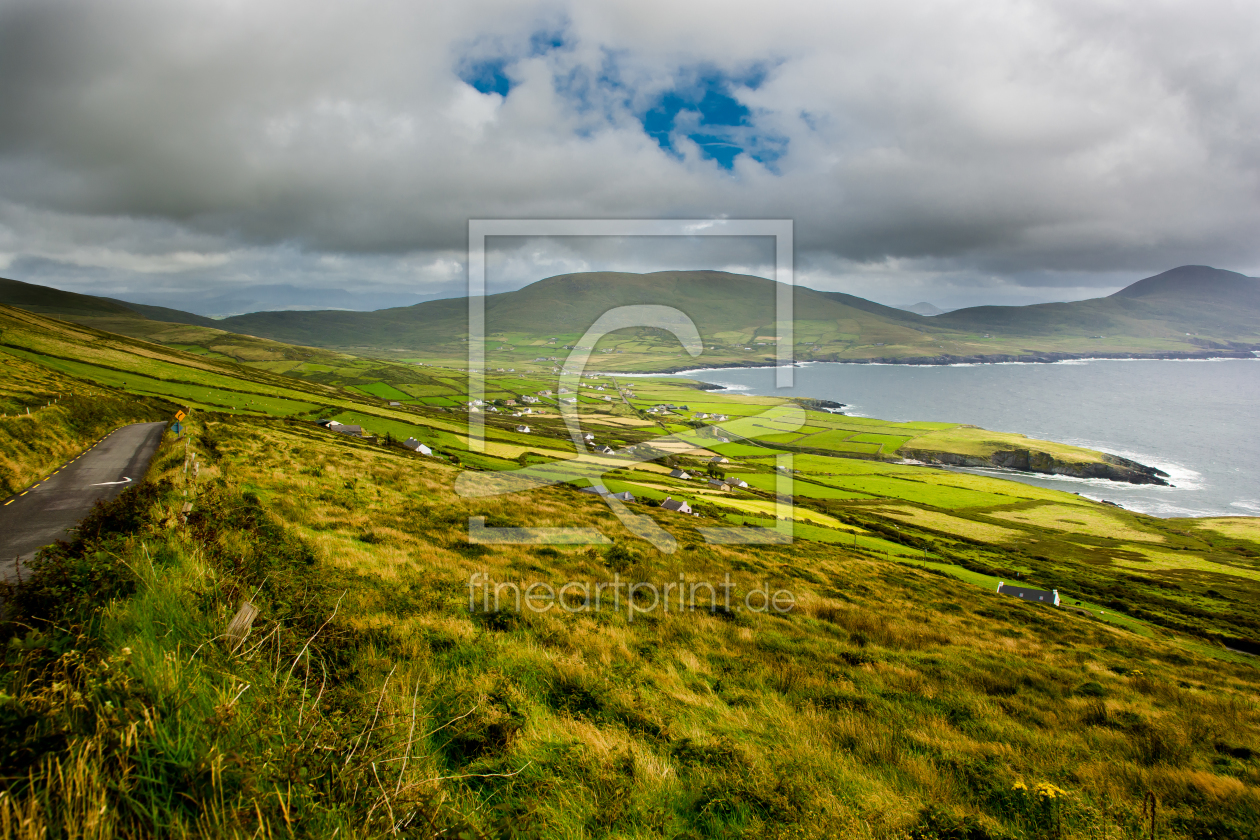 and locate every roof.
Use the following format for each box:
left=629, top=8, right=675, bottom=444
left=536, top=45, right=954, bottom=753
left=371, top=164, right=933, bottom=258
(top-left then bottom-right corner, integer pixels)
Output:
left=996, top=582, right=1060, bottom=606
left=661, top=498, right=689, bottom=512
